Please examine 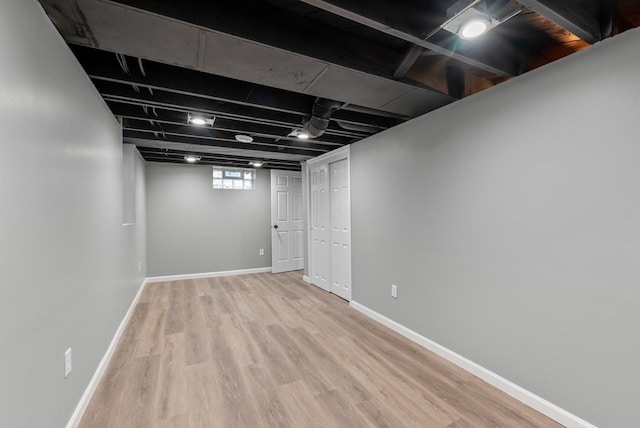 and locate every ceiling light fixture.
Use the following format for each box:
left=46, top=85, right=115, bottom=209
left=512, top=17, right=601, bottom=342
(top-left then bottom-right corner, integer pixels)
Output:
left=288, top=129, right=311, bottom=140
left=184, top=155, right=201, bottom=163
left=459, top=18, right=490, bottom=39
left=235, top=134, right=254, bottom=143
left=190, top=117, right=206, bottom=126
left=249, top=160, right=265, bottom=168
left=440, top=0, right=515, bottom=41
left=187, top=113, right=215, bottom=127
